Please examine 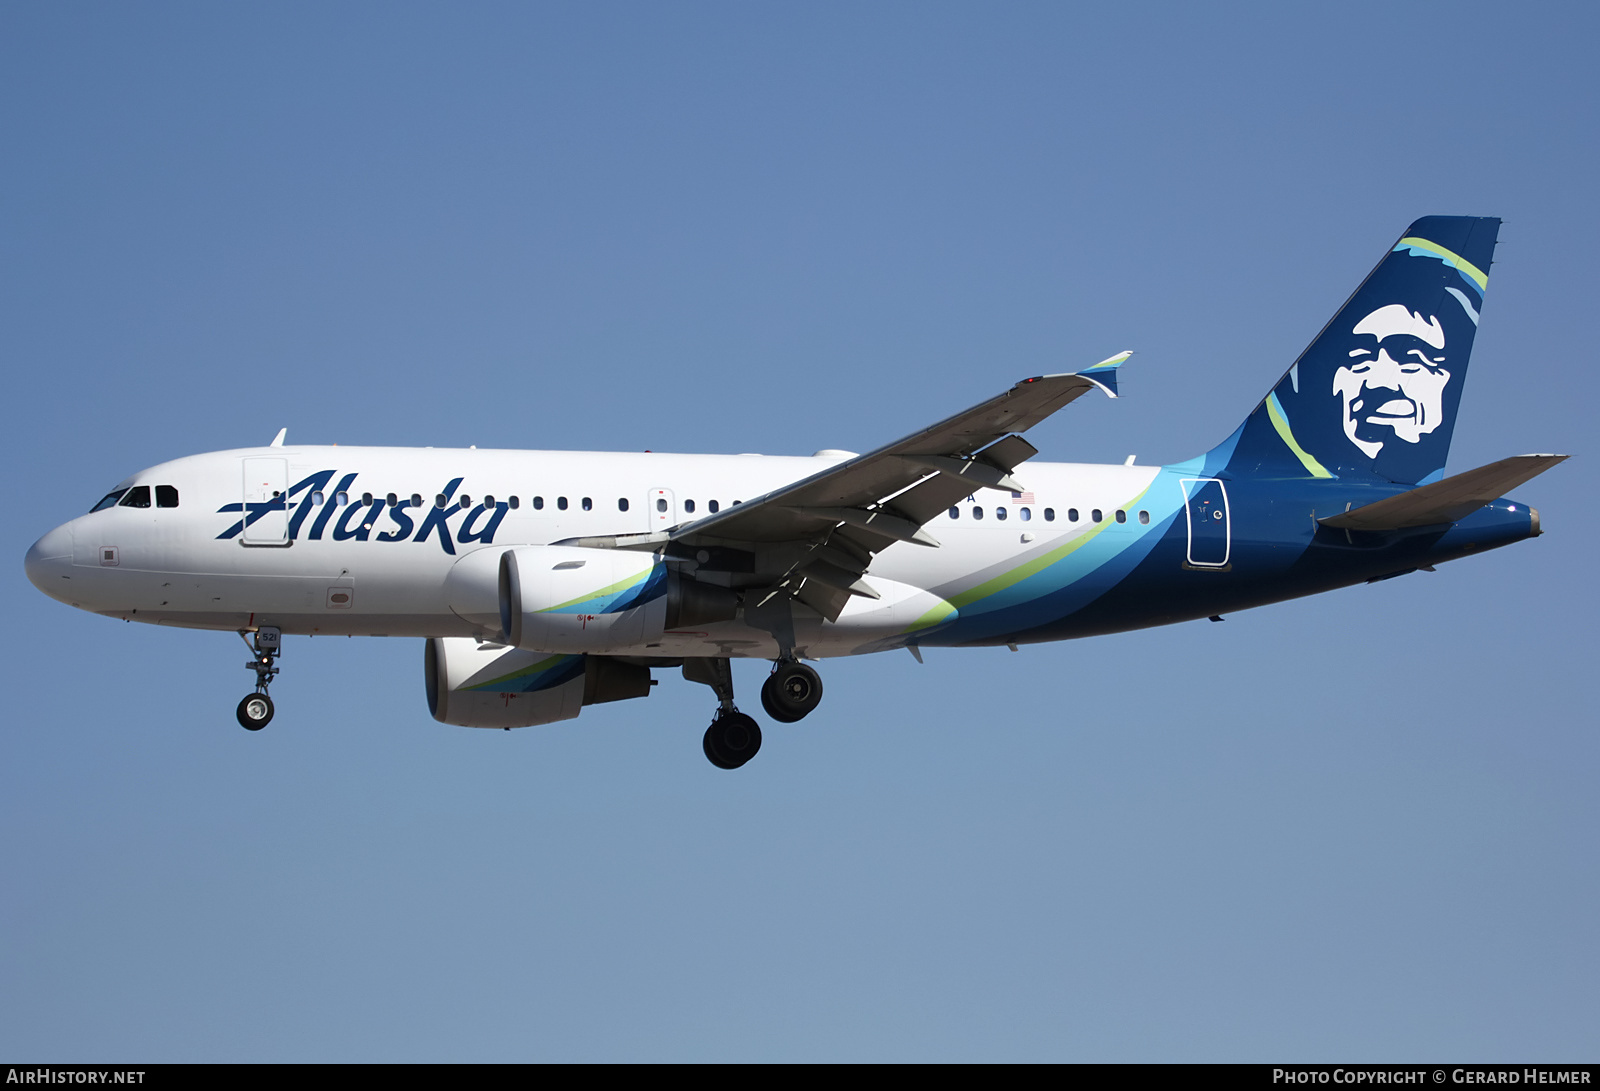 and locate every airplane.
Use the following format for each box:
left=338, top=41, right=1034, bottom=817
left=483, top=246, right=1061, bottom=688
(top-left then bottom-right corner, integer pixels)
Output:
left=24, top=216, right=1565, bottom=769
